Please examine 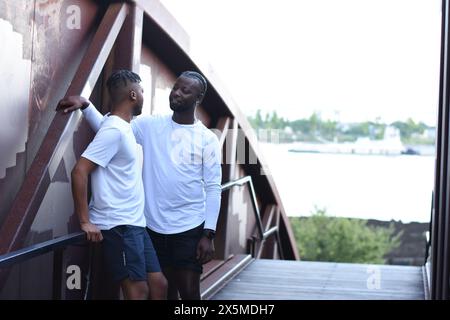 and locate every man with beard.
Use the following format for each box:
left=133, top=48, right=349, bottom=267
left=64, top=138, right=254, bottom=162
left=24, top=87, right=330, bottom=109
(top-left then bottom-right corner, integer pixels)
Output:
left=58, top=71, right=222, bottom=300
left=70, top=70, right=167, bottom=300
